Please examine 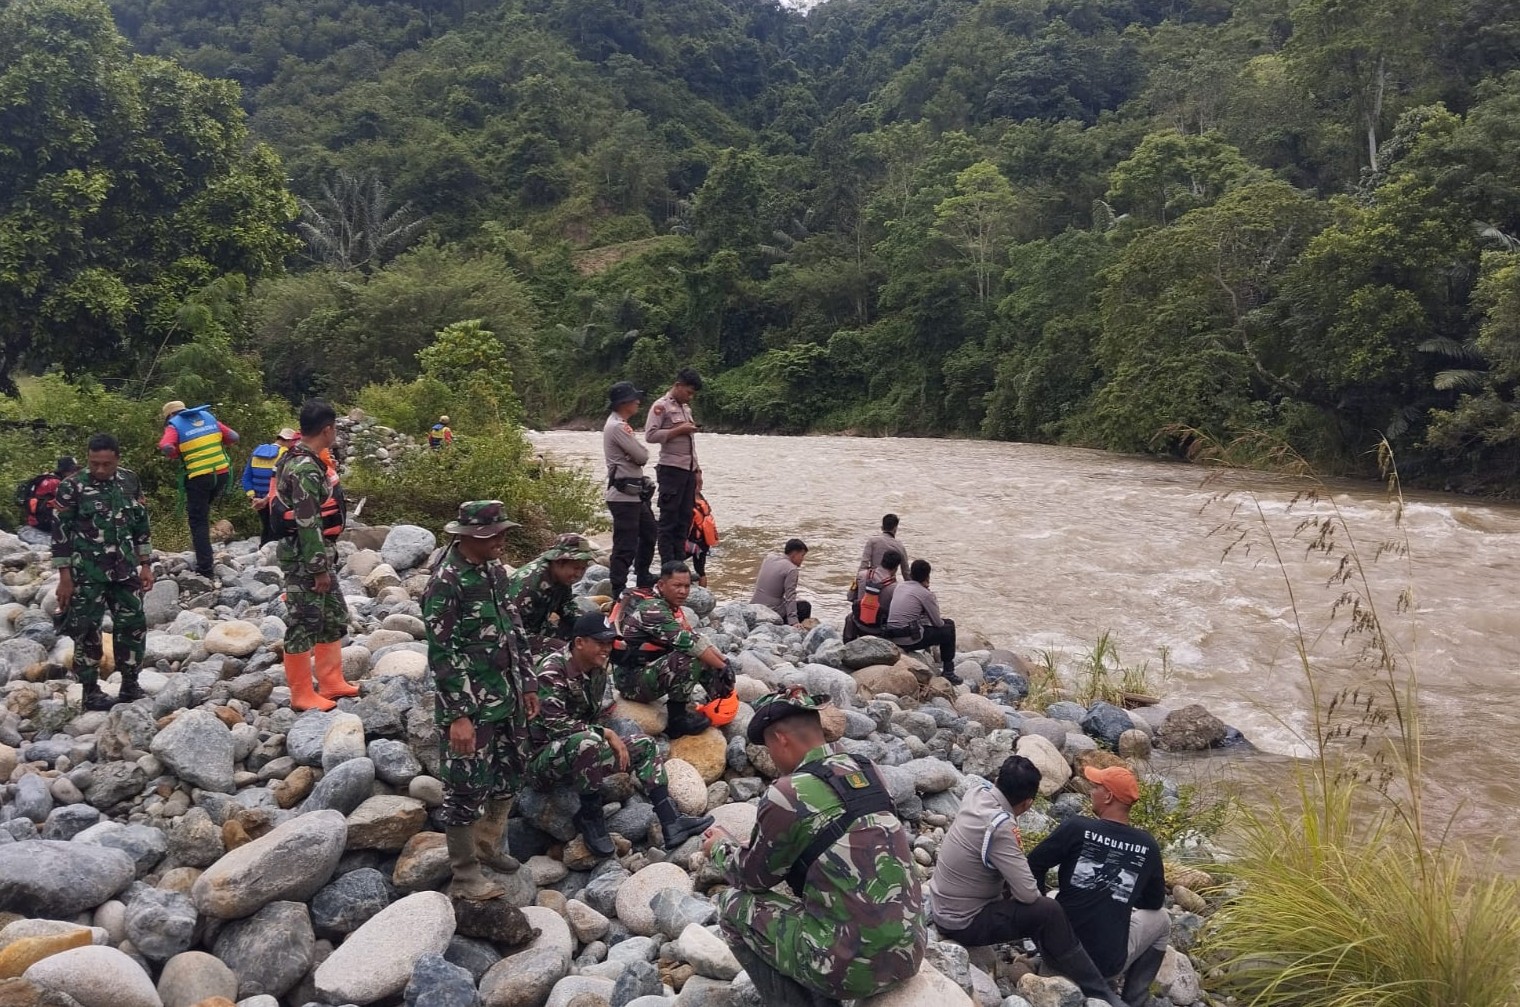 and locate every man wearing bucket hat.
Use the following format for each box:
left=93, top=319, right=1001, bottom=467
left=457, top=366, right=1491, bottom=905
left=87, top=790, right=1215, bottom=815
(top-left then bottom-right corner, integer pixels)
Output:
left=527, top=611, right=714, bottom=857
left=506, top=532, right=598, bottom=655
left=158, top=399, right=239, bottom=577
left=1027, top=765, right=1171, bottom=1005
left=603, top=380, right=657, bottom=592
left=702, top=688, right=926, bottom=1005
left=423, top=499, right=541, bottom=900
